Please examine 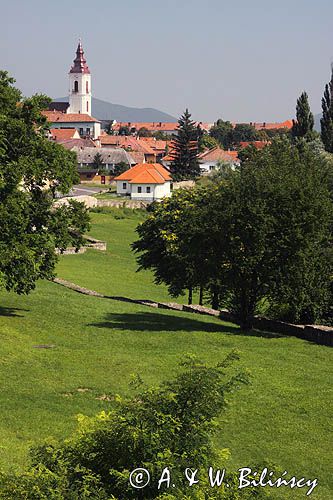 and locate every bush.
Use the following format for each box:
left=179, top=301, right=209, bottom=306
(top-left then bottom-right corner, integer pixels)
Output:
left=0, top=354, right=273, bottom=499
